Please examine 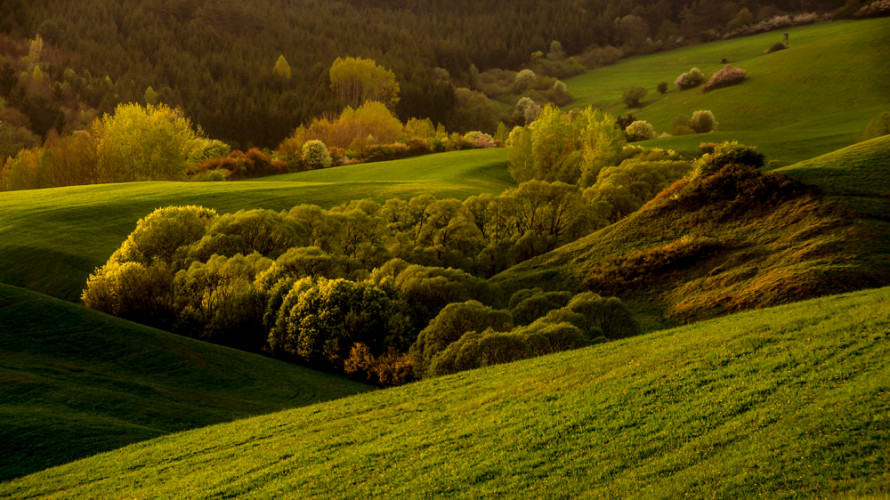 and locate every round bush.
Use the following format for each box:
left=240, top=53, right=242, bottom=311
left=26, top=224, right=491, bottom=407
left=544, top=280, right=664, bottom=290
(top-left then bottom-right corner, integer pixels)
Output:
left=625, top=120, right=657, bottom=142
left=302, top=139, right=332, bottom=169
left=690, top=110, right=718, bottom=133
